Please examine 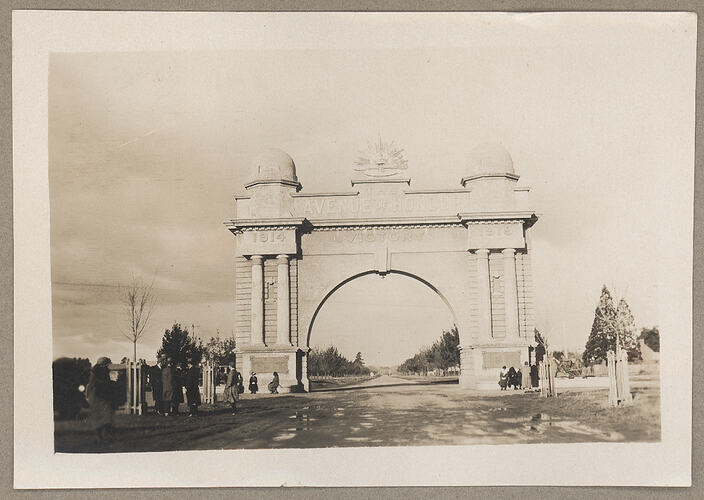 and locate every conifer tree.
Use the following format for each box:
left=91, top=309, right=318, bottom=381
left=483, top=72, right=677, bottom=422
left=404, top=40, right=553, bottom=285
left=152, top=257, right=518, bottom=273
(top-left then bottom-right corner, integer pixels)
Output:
left=582, top=286, right=641, bottom=364
left=157, top=323, right=203, bottom=367
left=616, top=298, right=641, bottom=361
left=582, top=286, right=618, bottom=365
